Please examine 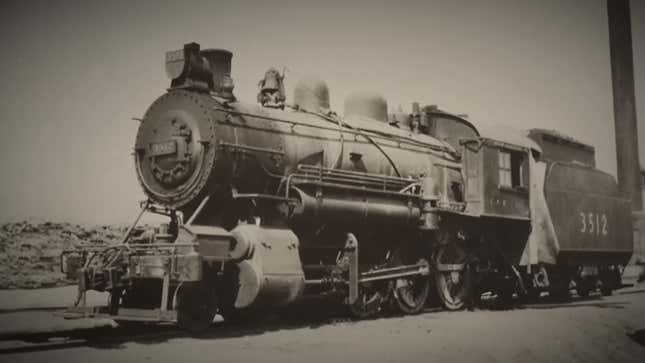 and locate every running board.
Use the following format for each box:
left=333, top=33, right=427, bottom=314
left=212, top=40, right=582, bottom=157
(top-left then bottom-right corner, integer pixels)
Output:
left=57, top=306, right=177, bottom=323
